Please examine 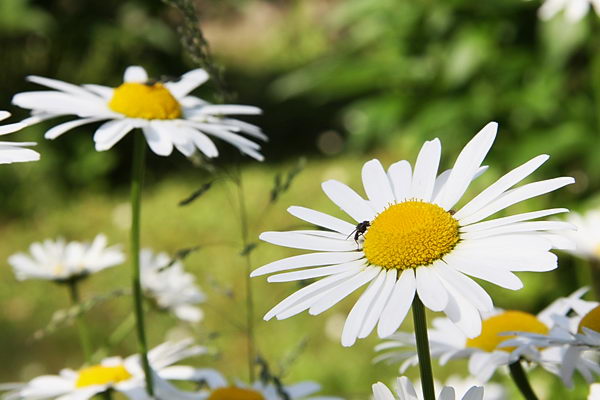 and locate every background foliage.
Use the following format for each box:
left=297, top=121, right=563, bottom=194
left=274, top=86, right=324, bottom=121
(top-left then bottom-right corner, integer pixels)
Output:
left=0, top=0, right=598, bottom=398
